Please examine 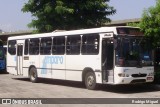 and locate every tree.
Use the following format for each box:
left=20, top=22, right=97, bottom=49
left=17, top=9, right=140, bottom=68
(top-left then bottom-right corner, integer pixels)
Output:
left=127, top=22, right=140, bottom=27
left=140, top=0, right=160, bottom=47
left=22, top=0, right=116, bottom=33
left=139, top=0, right=160, bottom=82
